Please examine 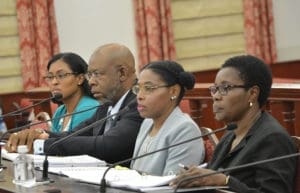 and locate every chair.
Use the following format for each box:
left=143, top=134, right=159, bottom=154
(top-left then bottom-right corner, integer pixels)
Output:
left=200, top=127, right=219, bottom=162
left=292, top=136, right=300, bottom=193
left=200, top=127, right=219, bottom=146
